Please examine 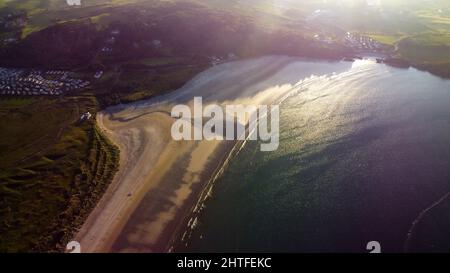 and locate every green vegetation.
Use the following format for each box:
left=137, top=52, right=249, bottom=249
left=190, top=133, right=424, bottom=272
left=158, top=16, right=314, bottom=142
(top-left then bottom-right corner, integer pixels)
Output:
left=0, top=0, right=150, bottom=37
left=120, top=65, right=207, bottom=103
left=397, top=33, right=450, bottom=63
left=0, top=96, right=119, bottom=252
left=367, top=34, right=402, bottom=46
